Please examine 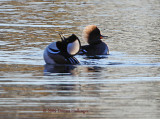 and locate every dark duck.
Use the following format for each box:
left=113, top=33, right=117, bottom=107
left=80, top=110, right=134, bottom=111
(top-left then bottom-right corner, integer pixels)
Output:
left=79, top=25, right=109, bottom=56
left=43, top=34, right=81, bottom=64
